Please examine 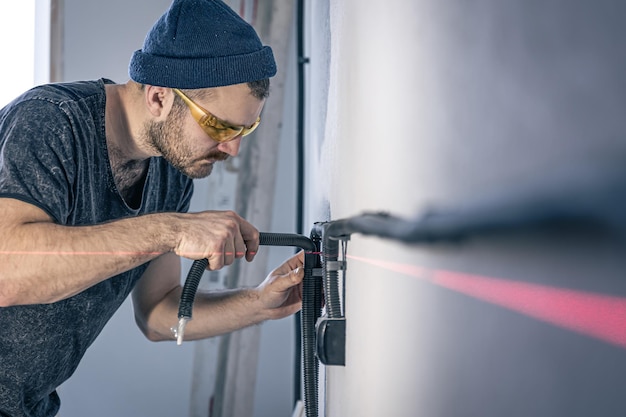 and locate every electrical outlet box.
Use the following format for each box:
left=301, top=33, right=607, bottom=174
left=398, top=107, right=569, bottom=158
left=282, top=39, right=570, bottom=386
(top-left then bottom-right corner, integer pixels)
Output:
left=316, top=317, right=346, bottom=366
